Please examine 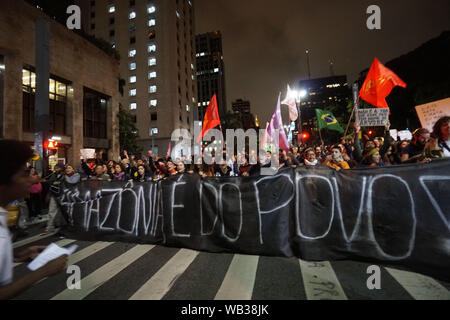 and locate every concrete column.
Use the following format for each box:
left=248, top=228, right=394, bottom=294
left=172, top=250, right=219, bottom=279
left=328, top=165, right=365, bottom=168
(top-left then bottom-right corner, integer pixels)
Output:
left=3, top=54, right=23, bottom=140
left=67, top=82, right=84, bottom=167
left=108, top=94, right=120, bottom=162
